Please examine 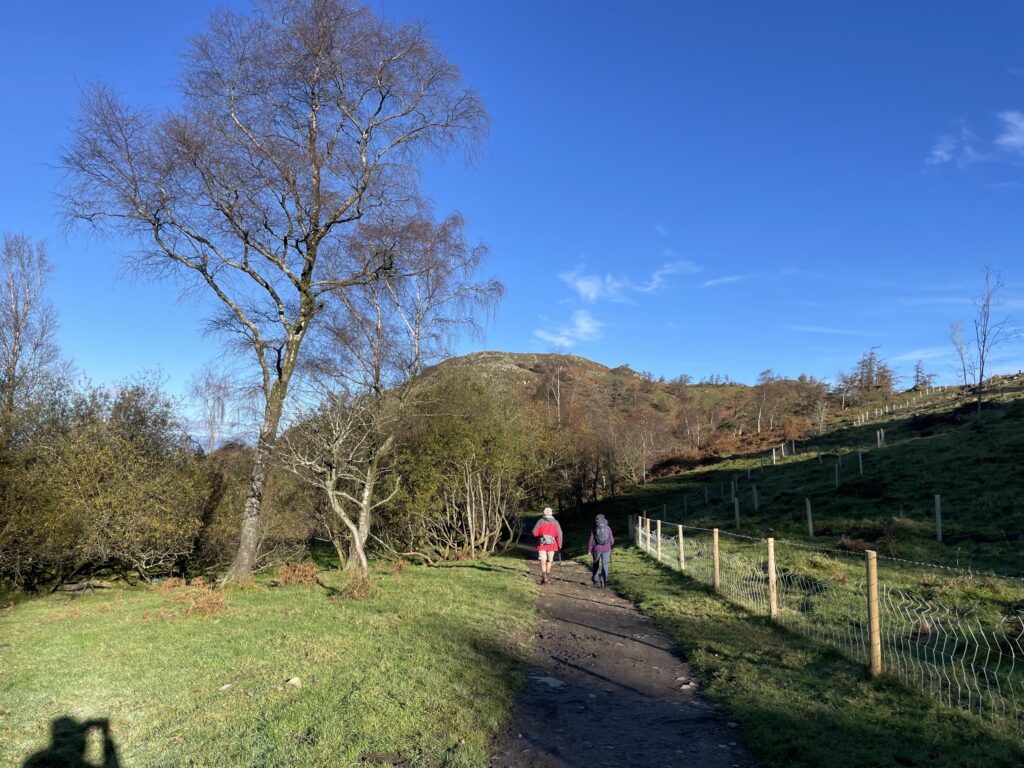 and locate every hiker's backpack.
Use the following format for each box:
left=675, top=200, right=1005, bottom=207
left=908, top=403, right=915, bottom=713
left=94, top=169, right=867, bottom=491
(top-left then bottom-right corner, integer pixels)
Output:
left=593, top=522, right=610, bottom=546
